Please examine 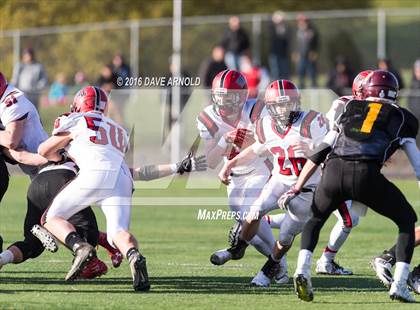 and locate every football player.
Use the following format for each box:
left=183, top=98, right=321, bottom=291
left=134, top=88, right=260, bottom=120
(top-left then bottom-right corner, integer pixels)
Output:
left=371, top=226, right=420, bottom=294
left=0, top=71, right=48, bottom=252
left=284, top=70, right=419, bottom=302
left=37, top=86, right=149, bottom=291
left=218, top=79, right=328, bottom=286
left=196, top=69, right=277, bottom=268
left=315, top=70, right=373, bottom=276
